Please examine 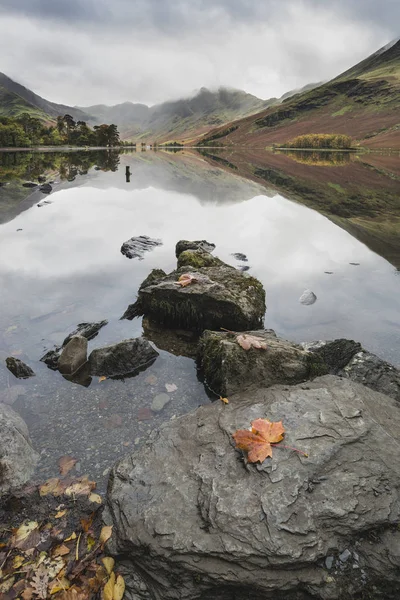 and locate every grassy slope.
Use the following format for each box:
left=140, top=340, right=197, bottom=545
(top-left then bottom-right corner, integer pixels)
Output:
left=0, top=86, right=52, bottom=122
left=197, top=148, right=400, bottom=268
left=194, top=41, right=400, bottom=149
